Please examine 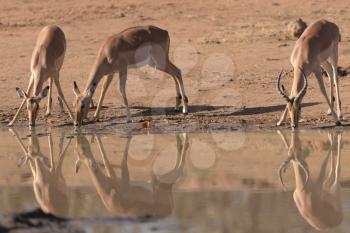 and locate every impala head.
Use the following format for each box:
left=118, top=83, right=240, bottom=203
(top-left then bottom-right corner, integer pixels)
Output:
left=277, top=69, right=308, bottom=129
left=16, top=86, right=49, bottom=127
left=73, top=81, right=95, bottom=126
